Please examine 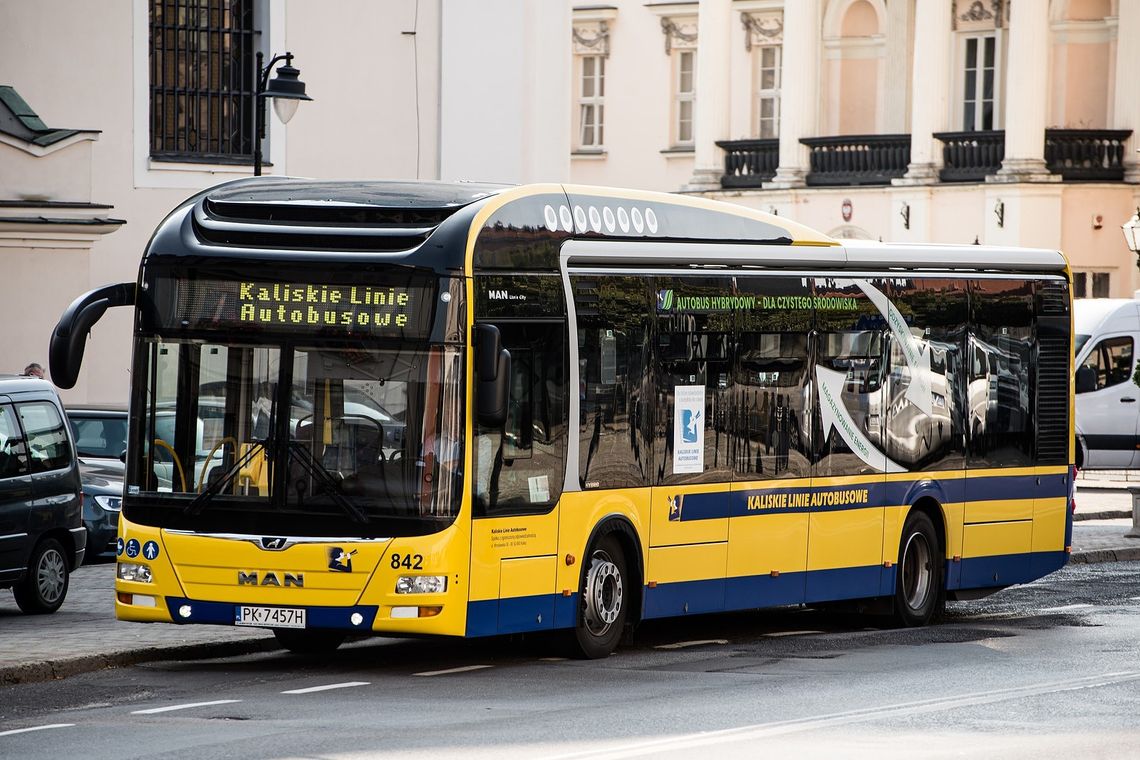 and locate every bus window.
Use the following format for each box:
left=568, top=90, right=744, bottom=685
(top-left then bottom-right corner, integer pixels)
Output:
left=735, top=276, right=813, bottom=480
left=885, top=278, right=967, bottom=471
left=573, top=275, right=650, bottom=490
left=968, top=279, right=1034, bottom=468
left=812, top=278, right=889, bottom=477
left=652, top=276, right=734, bottom=486
left=132, top=341, right=279, bottom=495
left=473, top=322, right=567, bottom=514
left=289, top=346, right=463, bottom=519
